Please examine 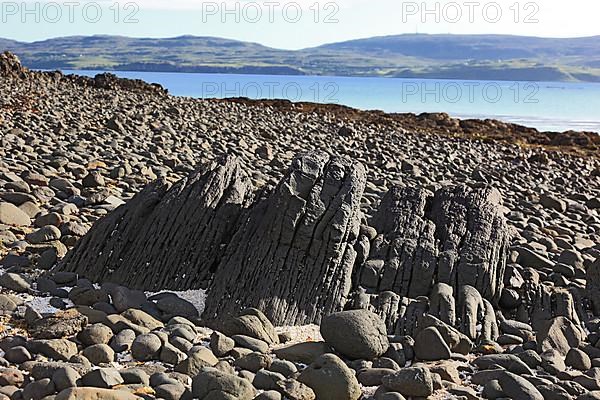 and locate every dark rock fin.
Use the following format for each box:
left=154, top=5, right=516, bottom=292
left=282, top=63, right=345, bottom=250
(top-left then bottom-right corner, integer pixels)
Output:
left=56, top=155, right=251, bottom=290
left=202, top=150, right=366, bottom=327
